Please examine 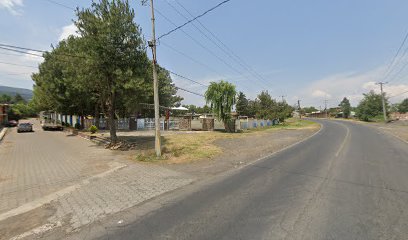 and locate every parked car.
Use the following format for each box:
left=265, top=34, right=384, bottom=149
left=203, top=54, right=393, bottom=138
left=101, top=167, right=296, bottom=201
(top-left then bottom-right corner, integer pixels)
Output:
left=7, top=120, right=18, bottom=127
left=17, top=123, right=33, bottom=133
